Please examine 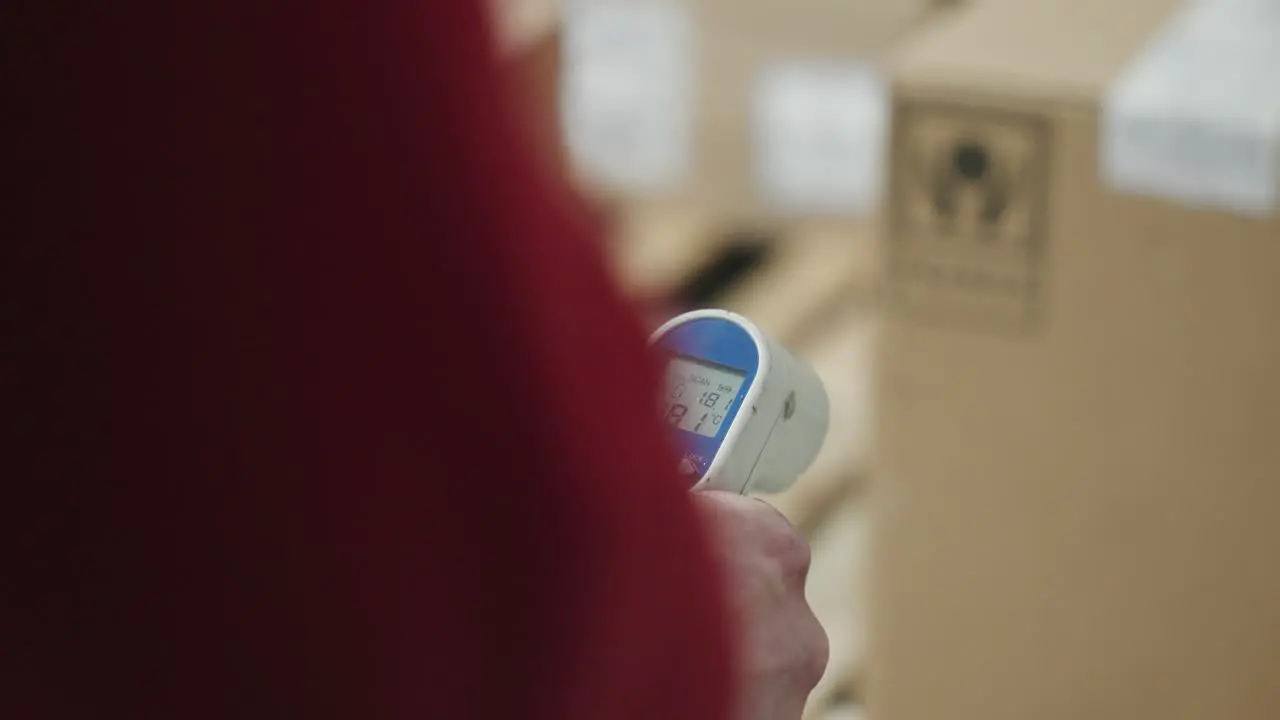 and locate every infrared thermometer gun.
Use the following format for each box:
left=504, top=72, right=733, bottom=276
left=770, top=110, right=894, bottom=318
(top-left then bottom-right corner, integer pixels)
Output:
left=650, top=309, right=829, bottom=495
